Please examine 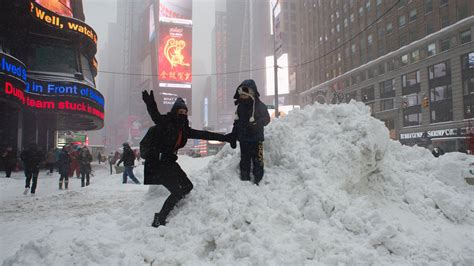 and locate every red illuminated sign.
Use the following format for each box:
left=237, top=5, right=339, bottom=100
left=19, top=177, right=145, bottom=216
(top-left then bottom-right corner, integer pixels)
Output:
left=35, top=0, right=73, bottom=17
left=159, top=0, right=192, bottom=23
left=158, top=24, right=192, bottom=84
